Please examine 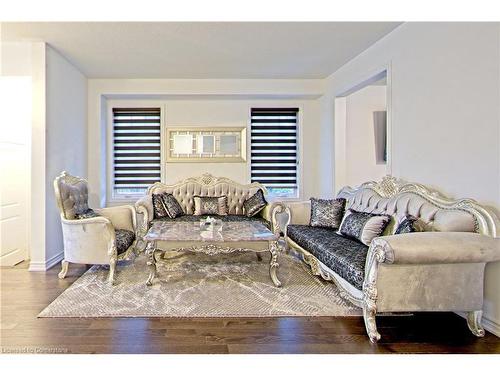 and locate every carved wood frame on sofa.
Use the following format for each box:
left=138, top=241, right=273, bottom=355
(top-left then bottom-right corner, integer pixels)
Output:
left=283, top=176, right=500, bottom=343
left=134, top=174, right=287, bottom=248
